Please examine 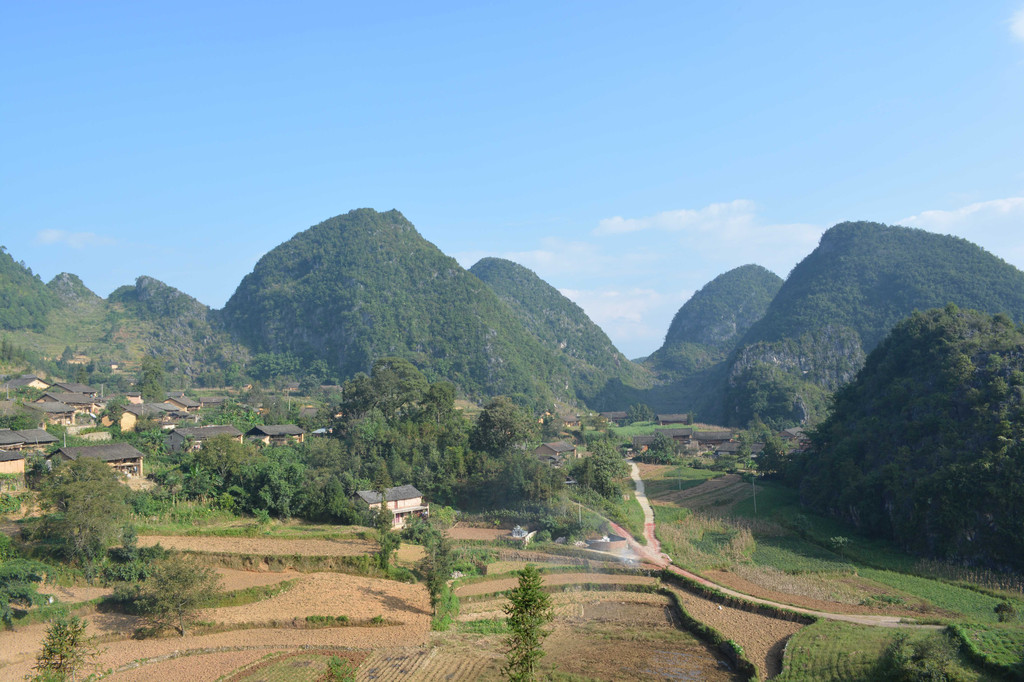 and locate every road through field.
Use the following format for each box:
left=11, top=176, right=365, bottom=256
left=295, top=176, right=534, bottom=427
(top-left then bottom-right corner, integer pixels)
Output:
left=619, top=461, right=939, bottom=629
